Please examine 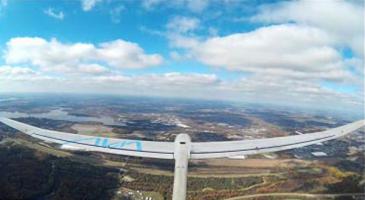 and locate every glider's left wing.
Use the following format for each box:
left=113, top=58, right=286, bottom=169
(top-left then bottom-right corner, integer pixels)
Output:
left=0, top=118, right=175, bottom=159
